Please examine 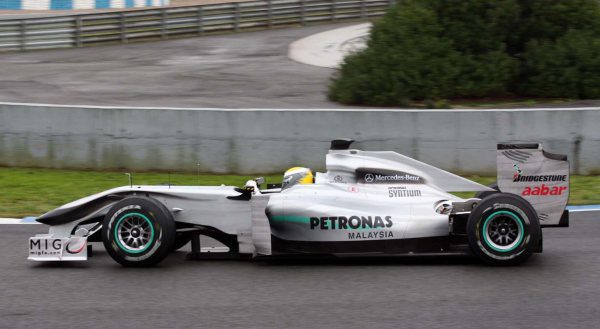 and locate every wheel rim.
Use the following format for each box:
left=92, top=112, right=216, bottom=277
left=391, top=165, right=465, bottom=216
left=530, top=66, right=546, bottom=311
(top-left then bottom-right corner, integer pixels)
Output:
left=114, top=212, right=155, bottom=253
left=483, top=211, right=524, bottom=252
